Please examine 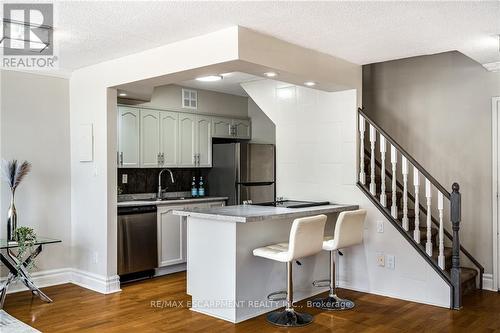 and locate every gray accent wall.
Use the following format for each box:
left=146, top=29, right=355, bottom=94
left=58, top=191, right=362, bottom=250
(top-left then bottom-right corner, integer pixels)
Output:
left=363, top=51, right=500, bottom=274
